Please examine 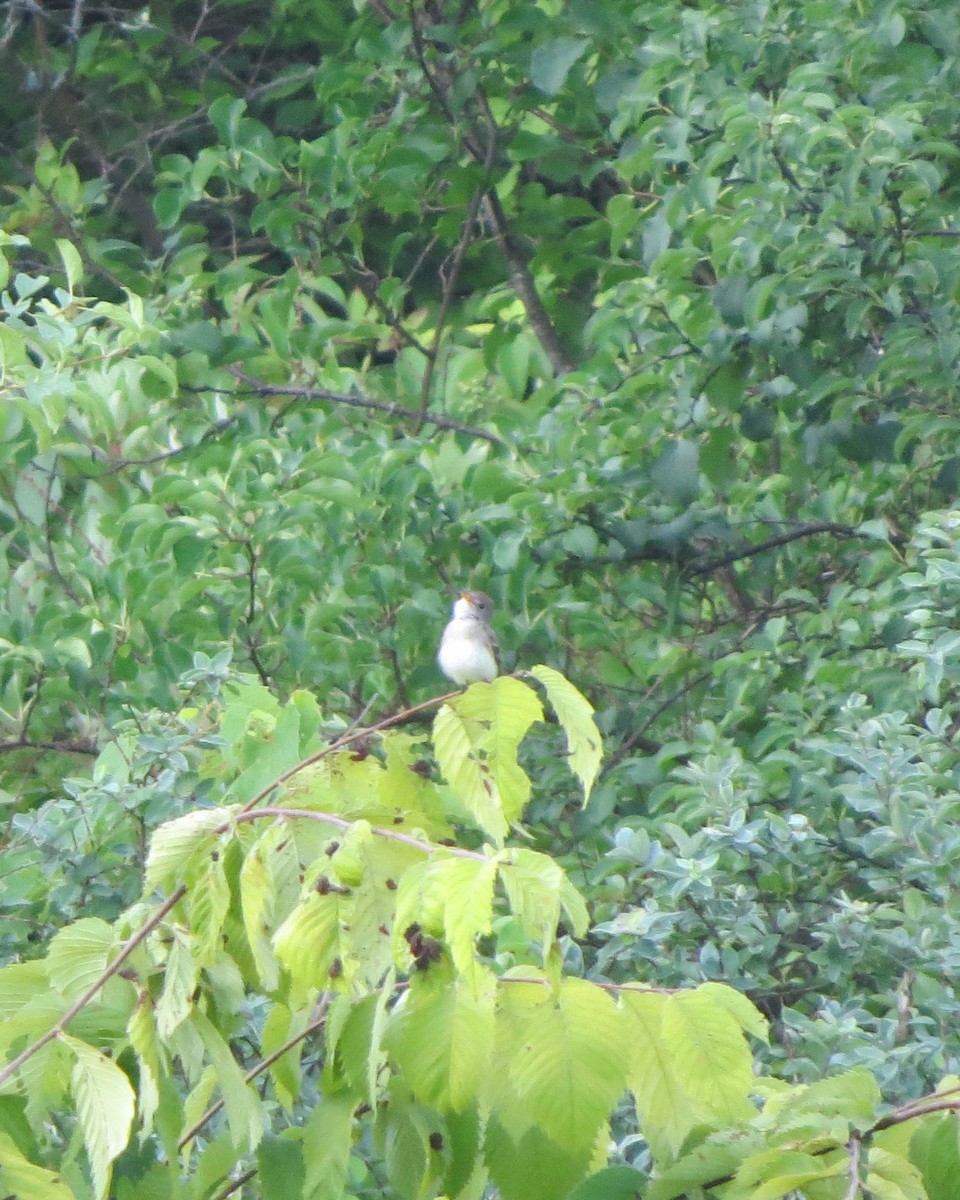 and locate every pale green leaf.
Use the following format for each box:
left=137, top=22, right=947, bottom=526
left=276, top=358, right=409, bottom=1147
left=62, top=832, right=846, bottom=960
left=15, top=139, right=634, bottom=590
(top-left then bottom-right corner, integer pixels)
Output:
left=65, top=1035, right=136, bottom=1200
left=44, top=918, right=115, bottom=1004
left=388, top=969, right=496, bottom=1110
left=126, top=996, right=162, bottom=1133
left=663, top=990, right=755, bottom=1122
left=144, top=807, right=237, bottom=892
left=273, top=890, right=346, bottom=1002
left=529, top=666, right=602, bottom=800
left=0, top=961, right=49, bottom=1018
left=189, top=856, right=231, bottom=967
left=155, top=929, right=198, bottom=1039
left=621, top=990, right=704, bottom=1162
left=436, top=856, right=498, bottom=979
left=644, top=1140, right=747, bottom=1200
left=434, top=703, right=508, bottom=843
left=499, top=847, right=590, bottom=955
left=696, top=982, right=769, bottom=1044
left=56, top=237, right=83, bottom=293
left=729, top=1148, right=845, bottom=1200
left=493, top=975, right=627, bottom=1153
left=0, top=1132, right=75, bottom=1200
left=239, top=819, right=303, bottom=992
left=866, top=1147, right=927, bottom=1200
